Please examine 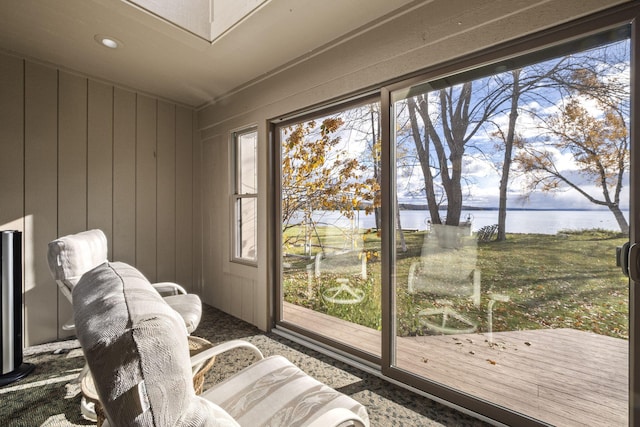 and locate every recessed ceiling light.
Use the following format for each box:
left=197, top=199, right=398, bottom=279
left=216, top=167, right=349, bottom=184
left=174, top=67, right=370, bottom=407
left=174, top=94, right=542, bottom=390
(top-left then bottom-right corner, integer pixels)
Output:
left=94, top=34, right=122, bottom=49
